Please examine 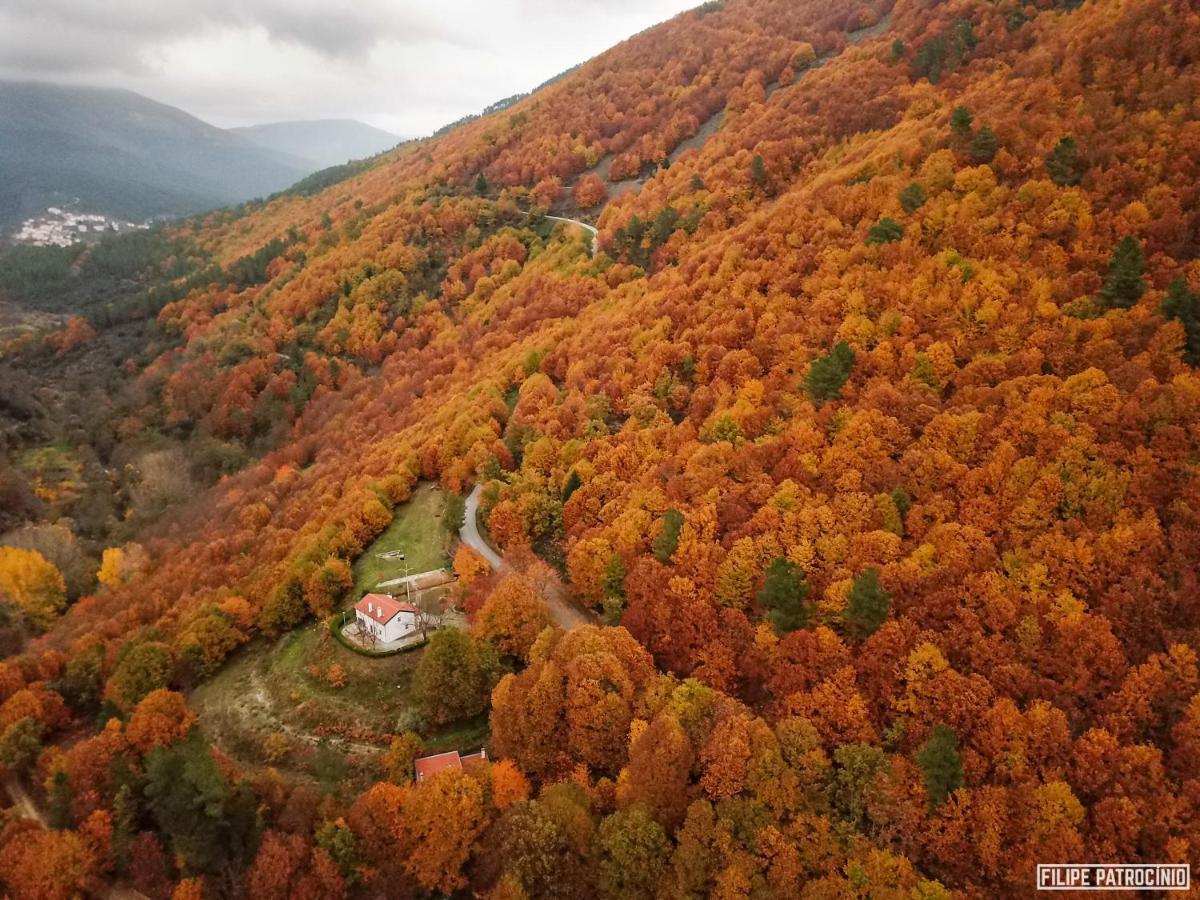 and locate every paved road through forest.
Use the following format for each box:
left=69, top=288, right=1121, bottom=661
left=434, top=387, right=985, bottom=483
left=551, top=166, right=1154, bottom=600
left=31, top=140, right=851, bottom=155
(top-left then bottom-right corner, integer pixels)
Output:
left=460, top=485, right=591, bottom=630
